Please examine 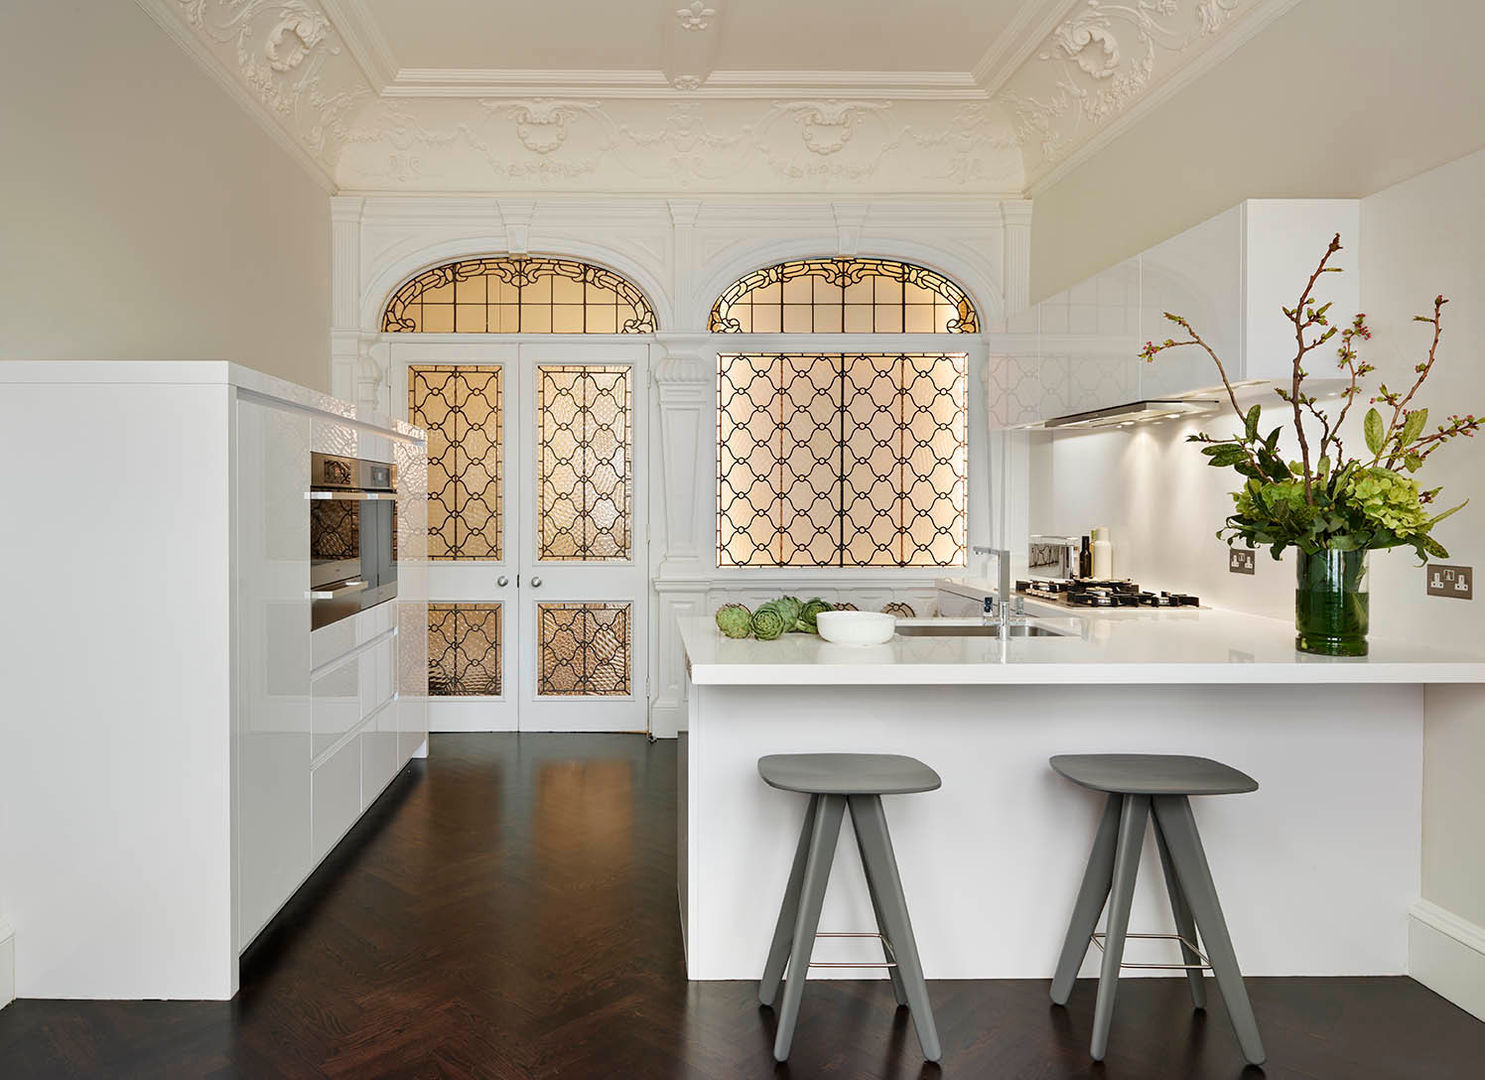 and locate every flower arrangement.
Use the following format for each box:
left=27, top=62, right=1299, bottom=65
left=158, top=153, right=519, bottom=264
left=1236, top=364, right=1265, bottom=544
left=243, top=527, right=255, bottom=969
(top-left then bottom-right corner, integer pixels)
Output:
left=1140, top=234, right=1480, bottom=563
